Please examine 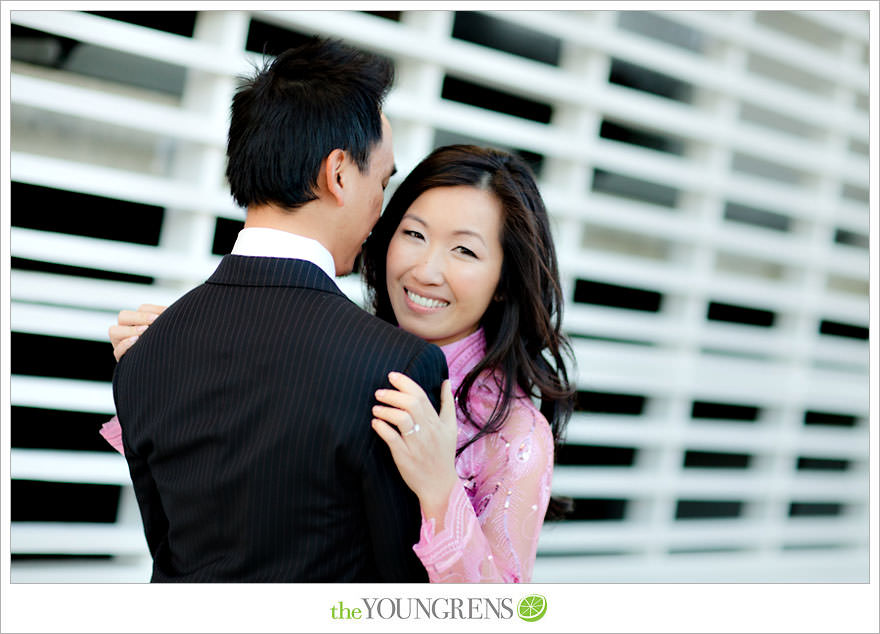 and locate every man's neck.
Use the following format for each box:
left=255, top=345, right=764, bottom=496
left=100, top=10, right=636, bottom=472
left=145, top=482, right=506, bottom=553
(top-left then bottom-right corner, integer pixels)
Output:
left=244, top=202, right=332, bottom=253
left=241, top=202, right=342, bottom=275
